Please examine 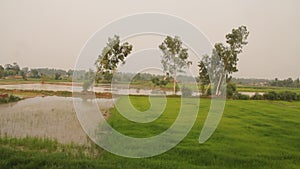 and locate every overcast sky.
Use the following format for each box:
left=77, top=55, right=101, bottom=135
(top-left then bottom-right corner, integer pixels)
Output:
left=0, top=0, right=299, bottom=79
